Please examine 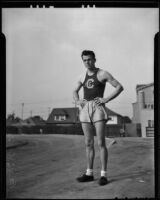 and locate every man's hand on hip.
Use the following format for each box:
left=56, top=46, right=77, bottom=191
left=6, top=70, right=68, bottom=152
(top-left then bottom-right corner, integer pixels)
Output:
left=76, top=99, right=87, bottom=108
left=94, top=97, right=108, bottom=106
